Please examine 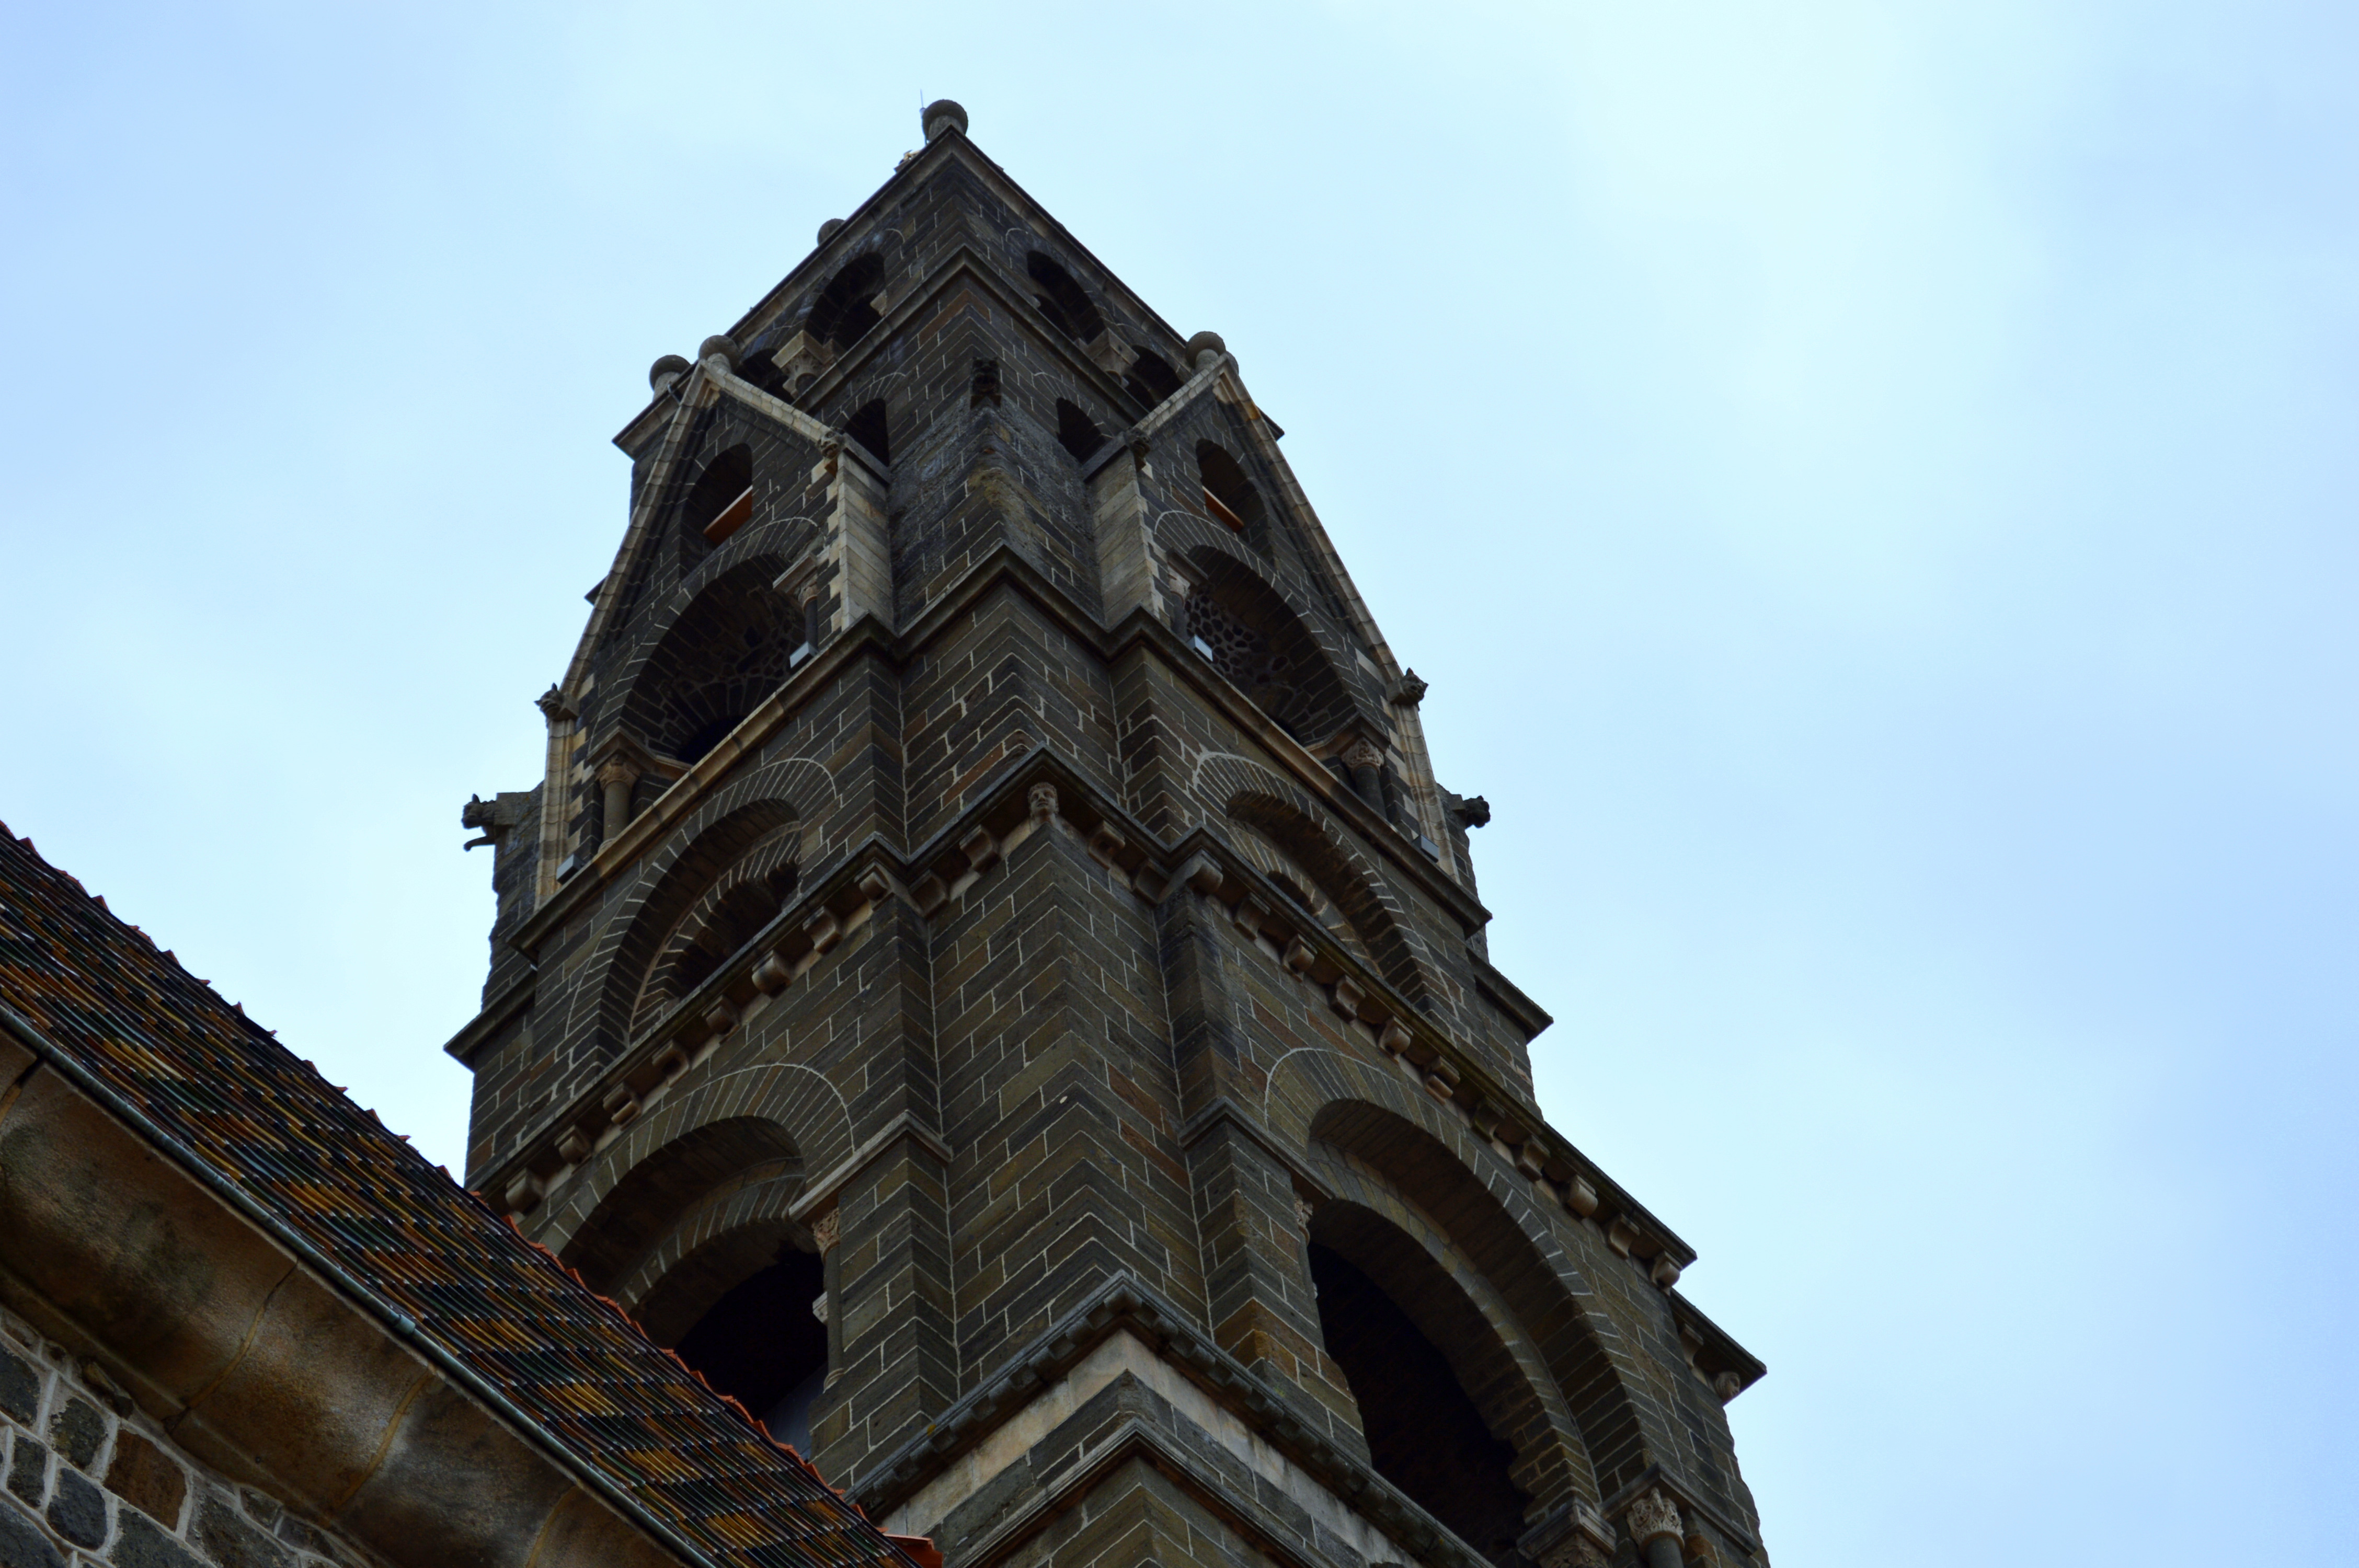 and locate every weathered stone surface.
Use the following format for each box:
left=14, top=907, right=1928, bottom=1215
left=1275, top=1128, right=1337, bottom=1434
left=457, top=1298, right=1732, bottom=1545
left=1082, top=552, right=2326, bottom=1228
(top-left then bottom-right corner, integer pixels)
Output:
left=44, top=1403, right=102, bottom=1472
left=44, top=1469, right=105, bottom=1549
left=191, top=1495, right=286, bottom=1568
left=0, top=1354, right=37, bottom=1426
left=110, top=1511, right=199, bottom=1568
left=4, top=1438, right=44, bottom=1508
left=0, top=1503, right=65, bottom=1568
left=102, top=1435, right=184, bottom=1530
